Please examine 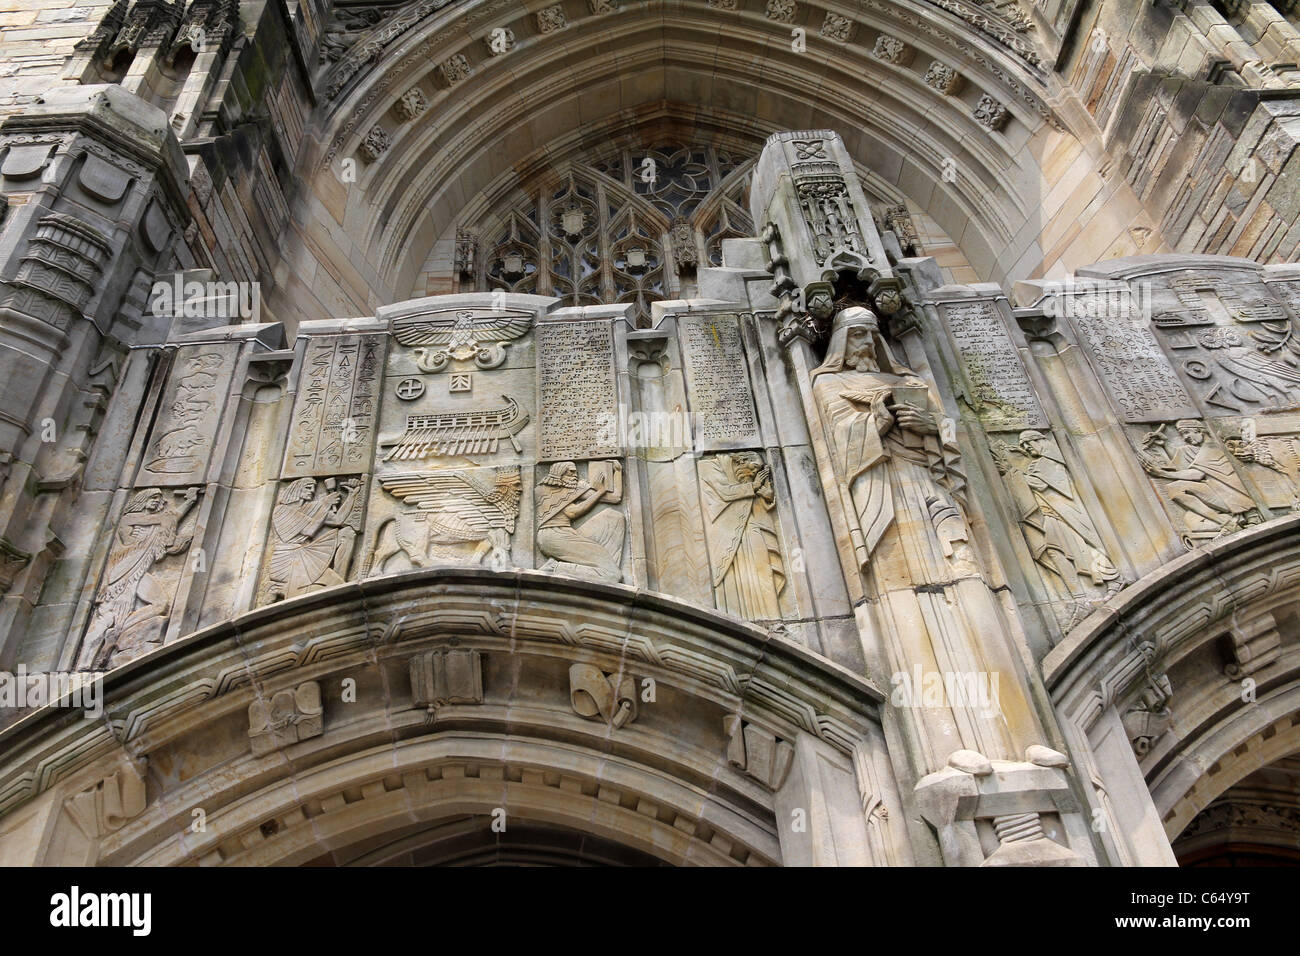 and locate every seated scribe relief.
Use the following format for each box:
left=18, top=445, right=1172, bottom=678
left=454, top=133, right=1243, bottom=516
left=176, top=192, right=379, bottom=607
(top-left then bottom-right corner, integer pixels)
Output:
left=265, top=477, right=363, bottom=602
left=811, top=307, right=974, bottom=586
left=700, top=452, right=786, bottom=620
left=535, top=460, right=626, bottom=582
left=79, top=487, right=201, bottom=670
